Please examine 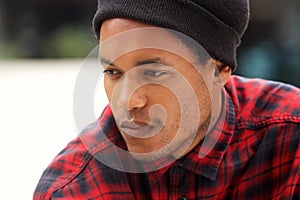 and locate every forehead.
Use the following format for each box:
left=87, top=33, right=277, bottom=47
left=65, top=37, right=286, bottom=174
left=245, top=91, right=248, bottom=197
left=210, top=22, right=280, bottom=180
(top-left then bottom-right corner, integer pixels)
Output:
left=100, top=18, right=181, bottom=48
left=100, top=18, right=156, bottom=41
left=99, top=18, right=201, bottom=66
